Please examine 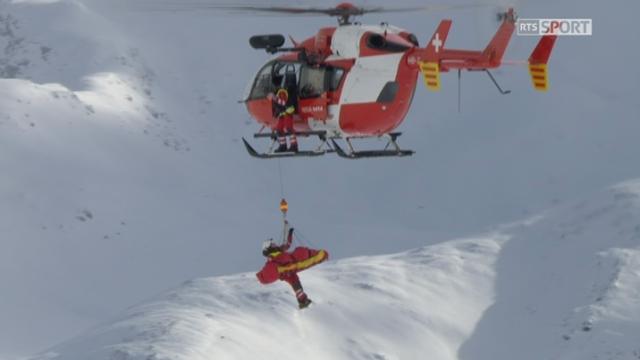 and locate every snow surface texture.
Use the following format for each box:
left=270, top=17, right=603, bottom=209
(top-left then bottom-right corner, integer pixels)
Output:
left=2, top=0, right=640, bottom=357
left=30, top=181, right=640, bottom=360
left=31, top=239, right=502, bottom=360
